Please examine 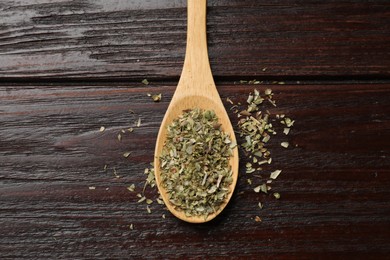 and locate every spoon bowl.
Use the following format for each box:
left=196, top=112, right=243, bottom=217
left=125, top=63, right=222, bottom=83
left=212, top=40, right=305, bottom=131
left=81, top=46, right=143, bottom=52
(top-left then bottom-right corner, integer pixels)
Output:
left=154, top=0, right=239, bottom=223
